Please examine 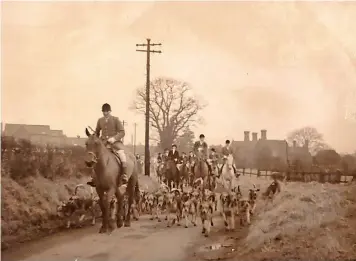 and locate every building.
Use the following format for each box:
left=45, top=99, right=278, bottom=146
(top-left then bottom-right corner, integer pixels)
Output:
left=231, top=129, right=311, bottom=169
left=3, top=123, right=84, bottom=147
